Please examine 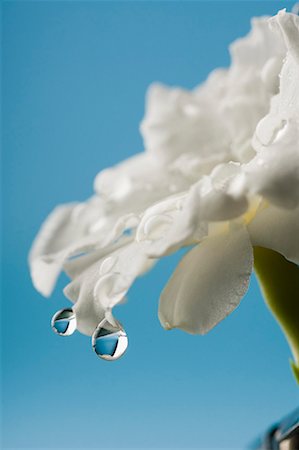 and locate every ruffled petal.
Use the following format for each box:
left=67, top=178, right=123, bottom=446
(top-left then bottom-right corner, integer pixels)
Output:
left=248, top=204, right=299, bottom=265
left=136, top=192, right=199, bottom=257
left=230, top=15, right=284, bottom=68
left=245, top=10, right=299, bottom=208
left=29, top=203, right=96, bottom=296
left=194, top=15, right=285, bottom=163
left=137, top=163, right=248, bottom=258
left=158, top=226, right=253, bottom=334
left=141, top=16, right=283, bottom=169
left=63, top=239, right=130, bottom=280
left=64, top=242, right=154, bottom=335
left=29, top=196, right=142, bottom=296
left=141, top=83, right=231, bottom=165
left=94, top=152, right=190, bottom=209
left=247, top=119, right=299, bottom=208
